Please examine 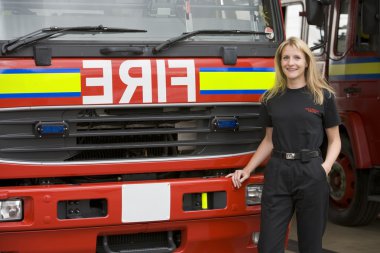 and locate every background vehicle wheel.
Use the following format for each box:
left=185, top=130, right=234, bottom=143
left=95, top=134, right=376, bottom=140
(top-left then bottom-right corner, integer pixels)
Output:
left=328, top=134, right=380, bottom=226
